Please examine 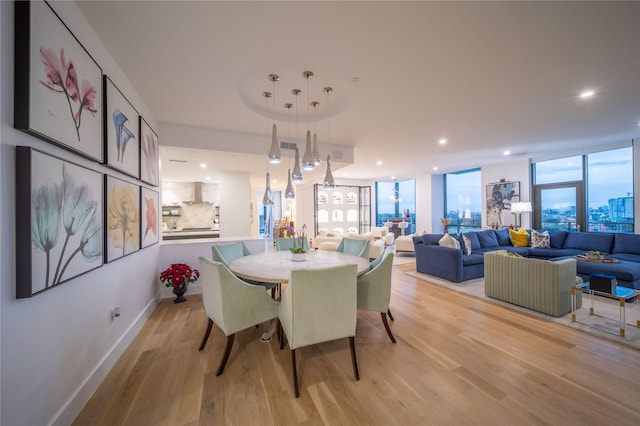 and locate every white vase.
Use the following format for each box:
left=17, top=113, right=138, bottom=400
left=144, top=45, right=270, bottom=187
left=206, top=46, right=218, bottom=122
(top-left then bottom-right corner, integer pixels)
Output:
left=291, top=252, right=306, bottom=262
